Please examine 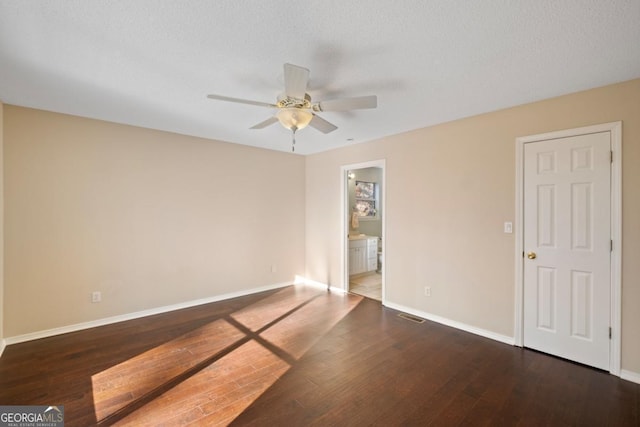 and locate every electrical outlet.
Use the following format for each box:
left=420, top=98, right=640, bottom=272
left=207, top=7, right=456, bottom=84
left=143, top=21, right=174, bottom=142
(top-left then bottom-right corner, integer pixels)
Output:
left=271, top=264, right=277, bottom=273
left=92, top=291, right=102, bottom=303
left=504, top=221, right=513, bottom=233
left=424, top=286, right=431, bottom=297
